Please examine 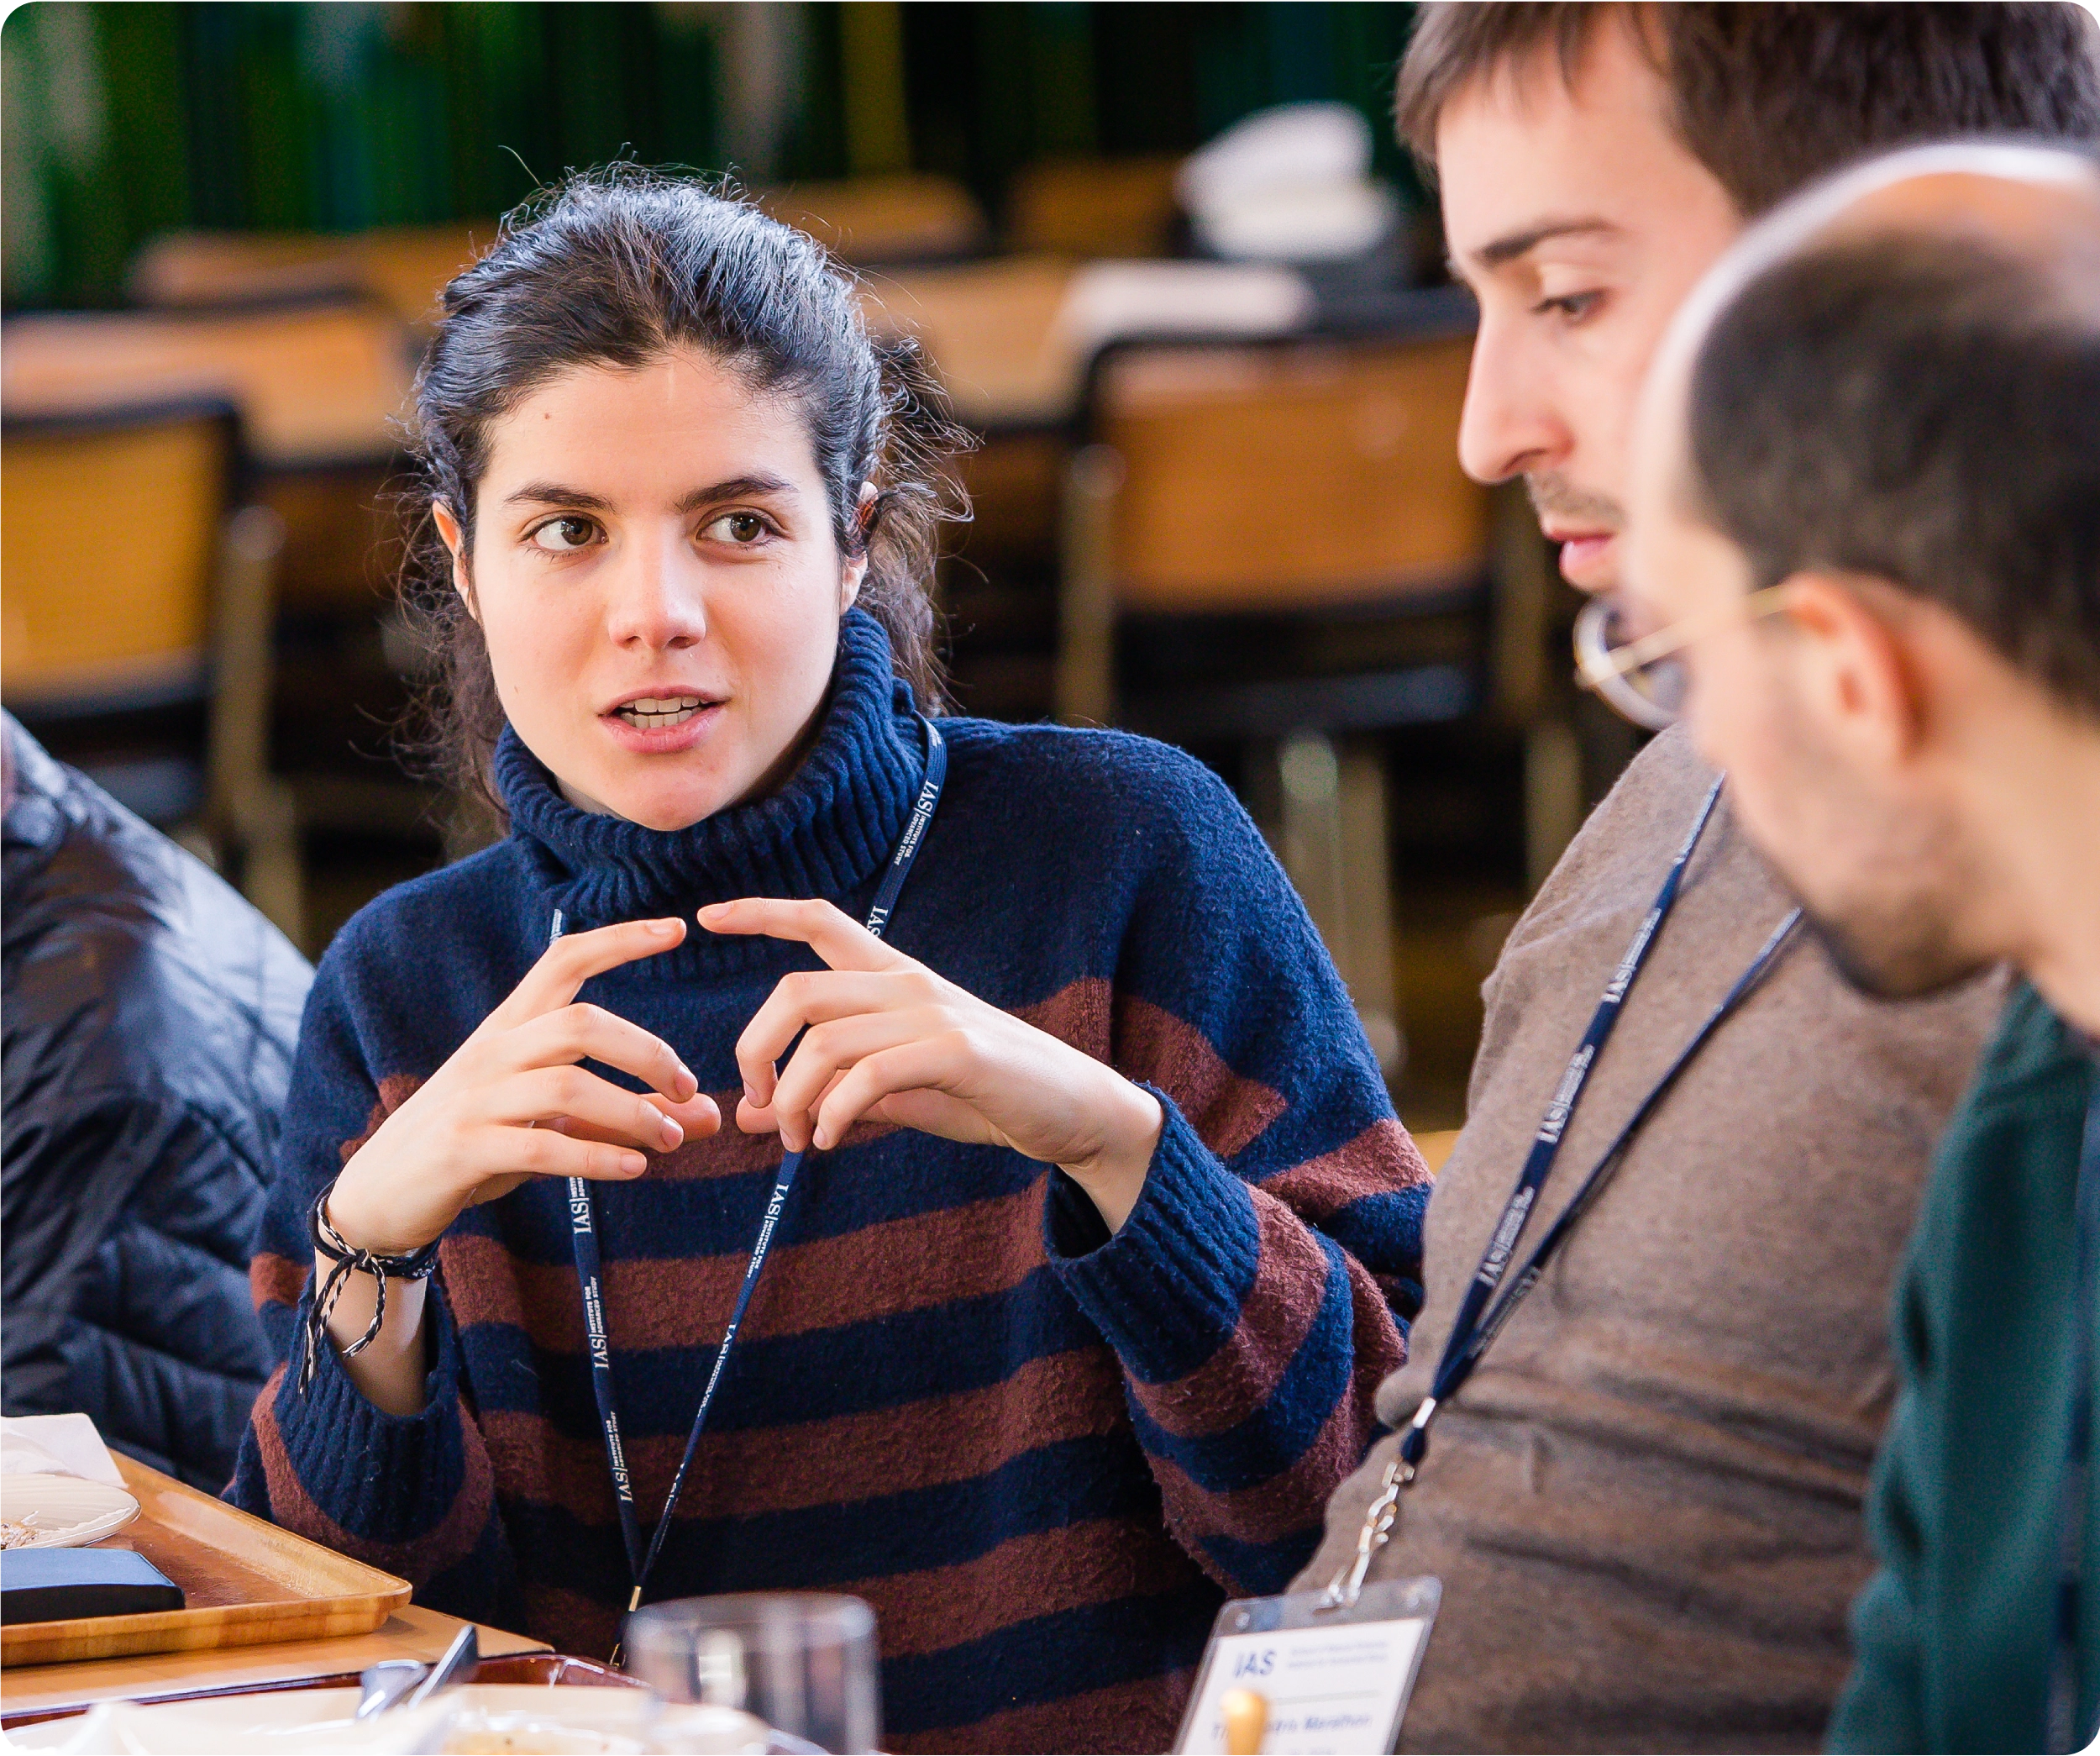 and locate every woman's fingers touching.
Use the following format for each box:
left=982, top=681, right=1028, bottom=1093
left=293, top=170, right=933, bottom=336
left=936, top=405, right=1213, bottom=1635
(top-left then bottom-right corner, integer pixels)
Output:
left=808, top=1039, right=991, bottom=1152
left=497, top=1065, right=728, bottom=1154
left=762, top=1009, right=953, bottom=1149
left=551, top=1088, right=722, bottom=1149
left=732, top=970, right=937, bottom=1107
